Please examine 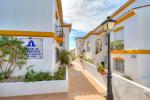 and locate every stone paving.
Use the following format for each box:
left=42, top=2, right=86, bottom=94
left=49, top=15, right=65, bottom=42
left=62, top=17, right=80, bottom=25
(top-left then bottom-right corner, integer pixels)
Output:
left=0, top=61, right=106, bottom=100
